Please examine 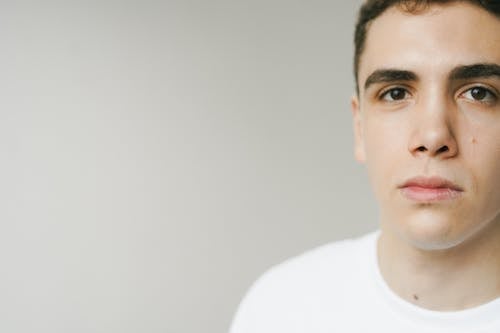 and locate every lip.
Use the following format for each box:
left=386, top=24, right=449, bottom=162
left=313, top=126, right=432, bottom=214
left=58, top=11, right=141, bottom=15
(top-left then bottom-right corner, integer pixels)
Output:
left=399, top=176, right=464, bottom=202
